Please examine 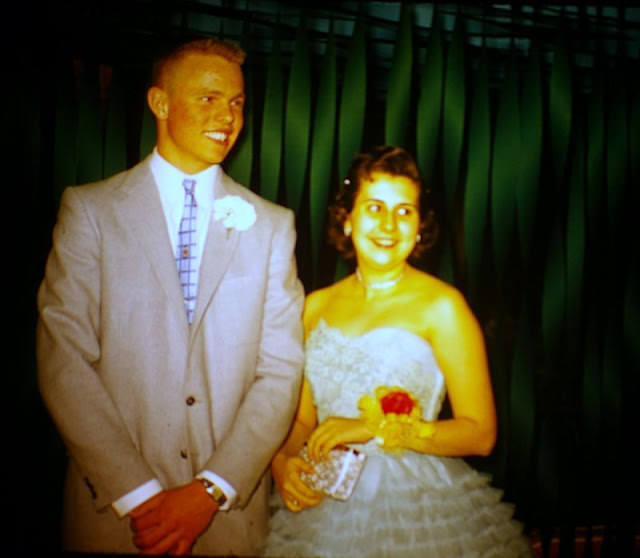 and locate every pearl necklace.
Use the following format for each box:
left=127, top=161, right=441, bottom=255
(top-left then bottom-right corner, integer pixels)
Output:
left=356, top=268, right=405, bottom=290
